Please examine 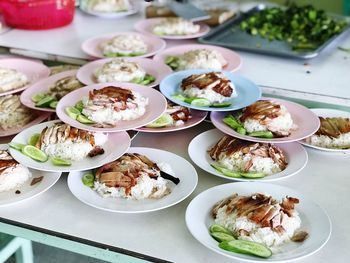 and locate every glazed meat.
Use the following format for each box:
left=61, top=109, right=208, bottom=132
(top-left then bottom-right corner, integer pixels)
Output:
left=89, top=86, right=134, bottom=102
left=316, top=117, right=350, bottom=138
left=240, top=100, right=283, bottom=124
